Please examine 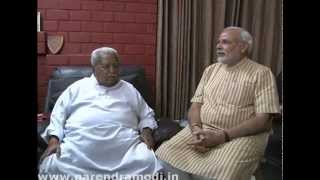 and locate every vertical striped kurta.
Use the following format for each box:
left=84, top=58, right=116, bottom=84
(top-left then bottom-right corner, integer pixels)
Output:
left=156, top=58, right=280, bottom=180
